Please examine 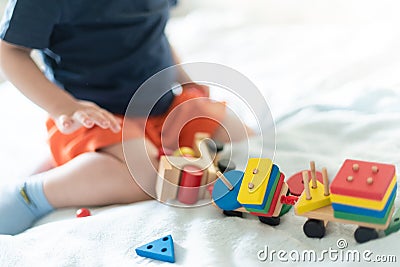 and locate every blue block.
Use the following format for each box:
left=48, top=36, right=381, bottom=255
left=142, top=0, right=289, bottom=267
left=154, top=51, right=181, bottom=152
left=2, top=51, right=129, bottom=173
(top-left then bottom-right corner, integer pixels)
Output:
left=242, top=165, right=279, bottom=210
left=332, top=184, right=397, bottom=218
left=136, top=235, right=175, bottom=263
left=212, top=170, right=244, bottom=211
